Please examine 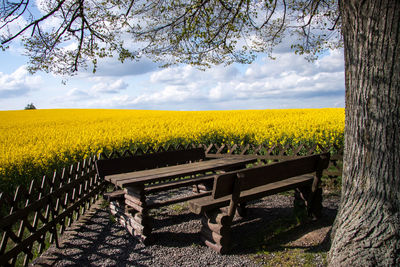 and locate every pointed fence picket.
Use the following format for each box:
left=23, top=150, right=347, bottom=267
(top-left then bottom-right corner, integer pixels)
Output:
left=0, top=155, right=107, bottom=266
